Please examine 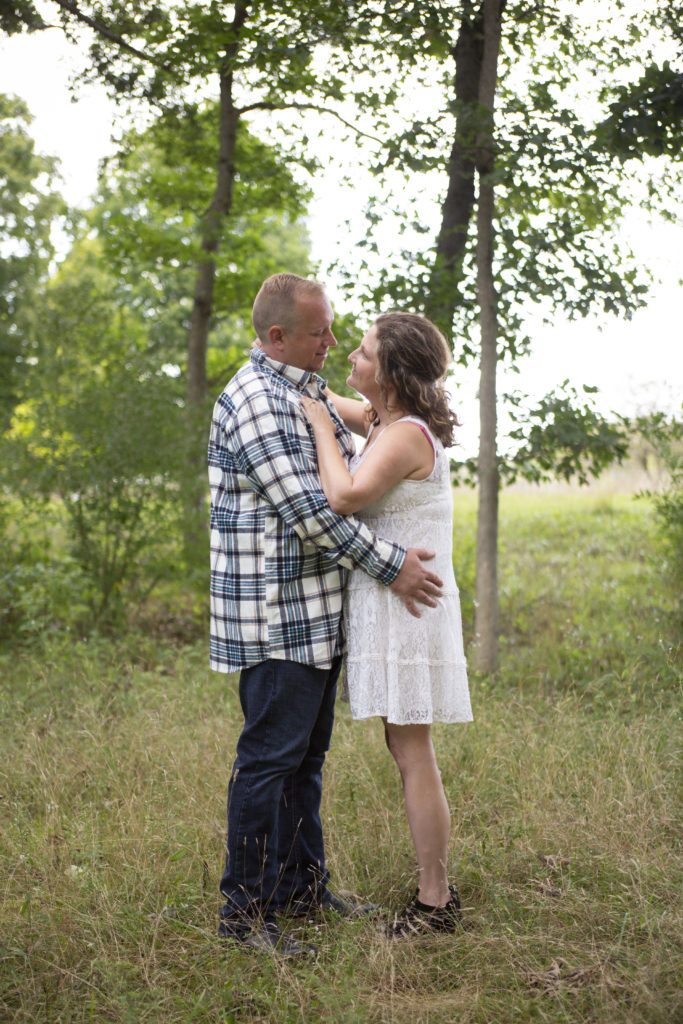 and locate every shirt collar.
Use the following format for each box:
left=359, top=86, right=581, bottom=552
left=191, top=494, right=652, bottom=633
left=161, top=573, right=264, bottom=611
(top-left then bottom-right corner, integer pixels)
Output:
left=251, top=348, right=327, bottom=395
